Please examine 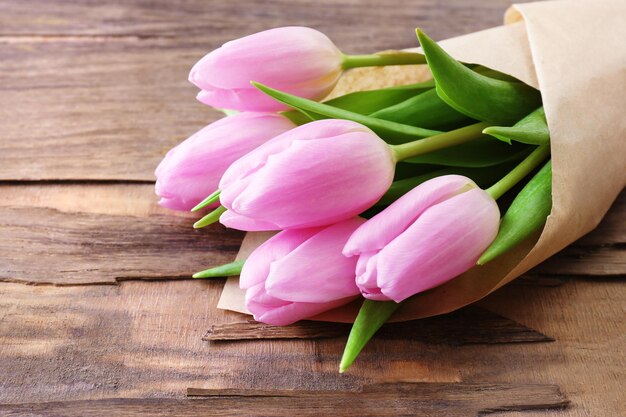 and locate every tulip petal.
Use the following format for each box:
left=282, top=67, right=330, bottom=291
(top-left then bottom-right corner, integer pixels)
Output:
left=196, top=72, right=341, bottom=112
left=374, top=188, right=500, bottom=302
left=230, top=132, right=394, bottom=229
left=239, top=227, right=323, bottom=289
left=155, top=113, right=294, bottom=211
left=197, top=86, right=289, bottom=112
left=265, top=218, right=364, bottom=303
left=246, top=282, right=356, bottom=326
left=354, top=253, right=390, bottom=301
left=189, top=27, right=342, bottom=90
left=343, top=175, right=476, bottom=256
